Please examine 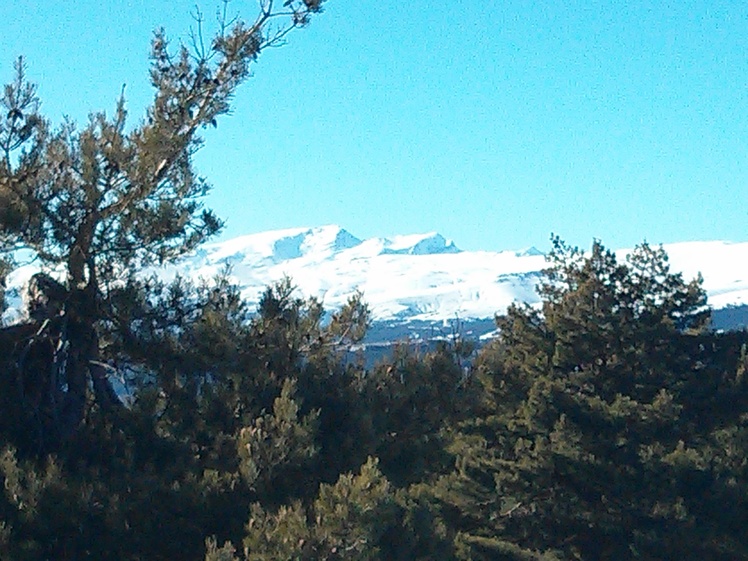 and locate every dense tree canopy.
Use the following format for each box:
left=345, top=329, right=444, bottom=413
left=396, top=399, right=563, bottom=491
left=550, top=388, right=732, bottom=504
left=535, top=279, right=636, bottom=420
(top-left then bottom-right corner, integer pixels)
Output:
left=432, top=239, right=748, bottom=560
